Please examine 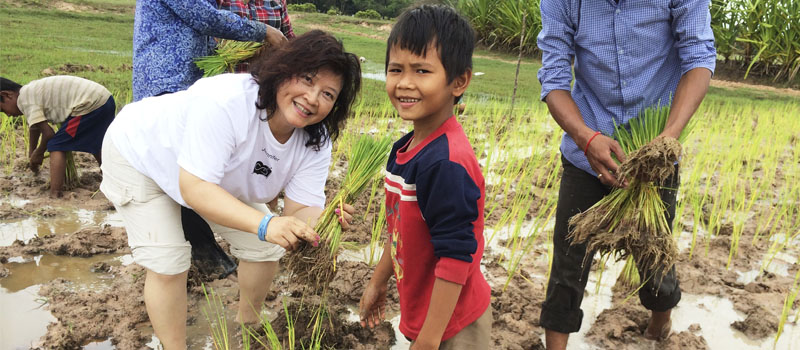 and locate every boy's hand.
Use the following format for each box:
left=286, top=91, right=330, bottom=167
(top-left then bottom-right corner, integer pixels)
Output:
left=359, top=281, right=388, bottom=328
left=336, top=203, right=355, bottom=230
left=29, top=152, right=44, bottom=173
